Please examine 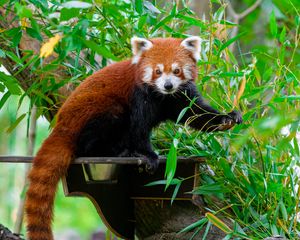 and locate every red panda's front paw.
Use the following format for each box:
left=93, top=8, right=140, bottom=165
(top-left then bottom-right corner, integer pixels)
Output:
left=131, top=151, right=159, bottom=173
left=144, top=157, right=159, bottom=174
left=228, top=110, right=243, bottom=124
left=220, top=110, right=243, bottom=130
